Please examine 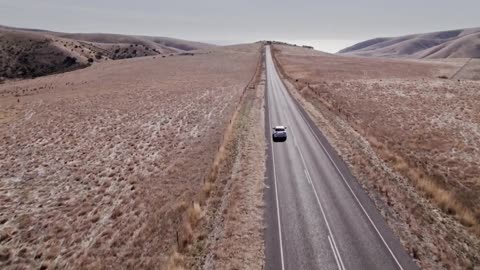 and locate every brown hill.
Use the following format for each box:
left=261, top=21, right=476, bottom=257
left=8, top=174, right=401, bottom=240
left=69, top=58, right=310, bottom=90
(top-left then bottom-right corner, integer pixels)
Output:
left=0, top=25, right=214, bottom=80
left=339, top=27, right=480, bottom=59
